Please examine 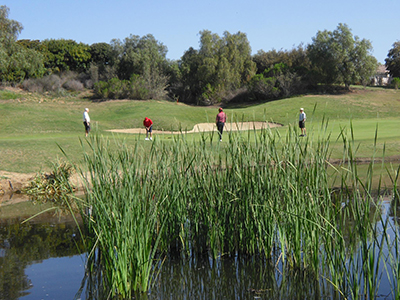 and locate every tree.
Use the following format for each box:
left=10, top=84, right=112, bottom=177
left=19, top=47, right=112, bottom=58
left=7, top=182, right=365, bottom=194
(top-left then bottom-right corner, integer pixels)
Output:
left=252, top=45, right=310, bottom=76
left=0, top=6, right=45, bottom=82
left=179, top=30, right=256, bottom=104
left=90, top=42, right=116, bottom=67
left=113, top=34, right=169, bottom=99
left=308, top=23, right=377, bottom=89
left=385, top=41, right=400, bottom=78
left=41, top=39, right=91, bottom=73
left=0, top=5, right=23, bottom=45
left=89, top=42, right=119, bottom=82
left=116, top=34, right=168, bottom=80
